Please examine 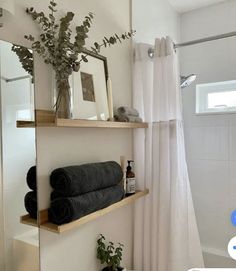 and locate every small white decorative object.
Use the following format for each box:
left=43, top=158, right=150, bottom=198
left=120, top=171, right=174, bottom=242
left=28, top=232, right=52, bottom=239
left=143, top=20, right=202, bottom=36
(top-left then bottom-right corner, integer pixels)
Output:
left=107, top=77, right=114, bottom=121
